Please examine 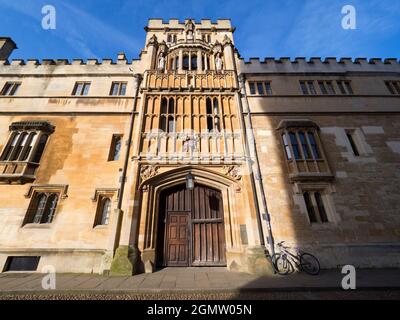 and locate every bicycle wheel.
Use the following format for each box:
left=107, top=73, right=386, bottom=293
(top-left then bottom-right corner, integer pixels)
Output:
left=300, top=253, right=320, bottom=275
left=273, top=253, right=294, bottom=275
